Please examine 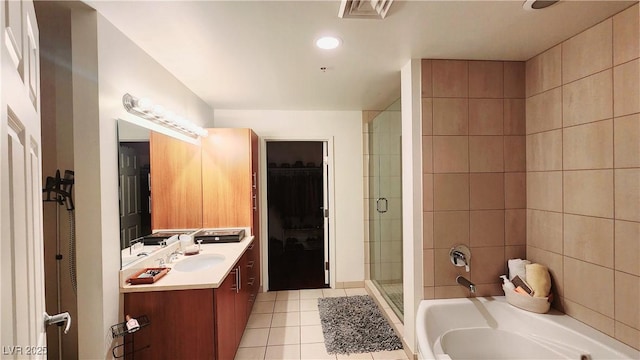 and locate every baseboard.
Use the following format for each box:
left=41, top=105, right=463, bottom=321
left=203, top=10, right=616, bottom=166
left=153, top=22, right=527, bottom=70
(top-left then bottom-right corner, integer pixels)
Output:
left=335, top=281, right=365, bottom=289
